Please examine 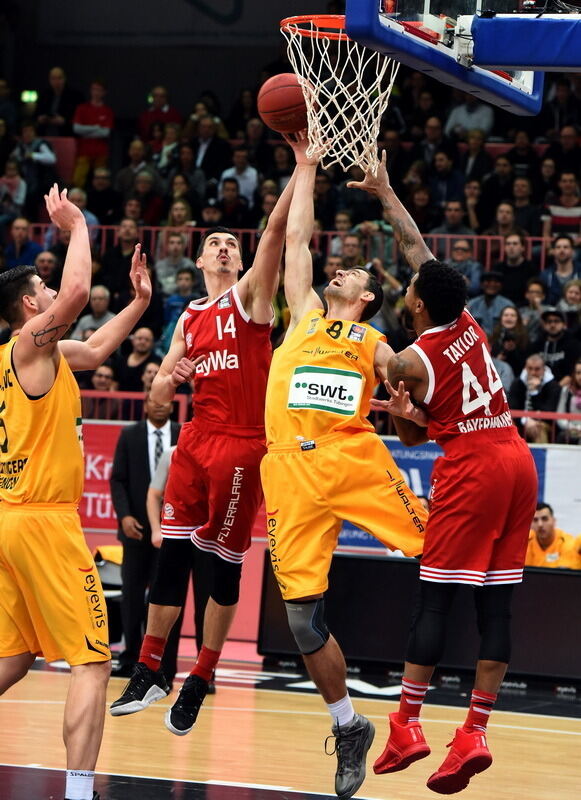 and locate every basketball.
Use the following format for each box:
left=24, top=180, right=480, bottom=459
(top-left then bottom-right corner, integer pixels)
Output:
left=257, top=73, right=308, bottom=134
